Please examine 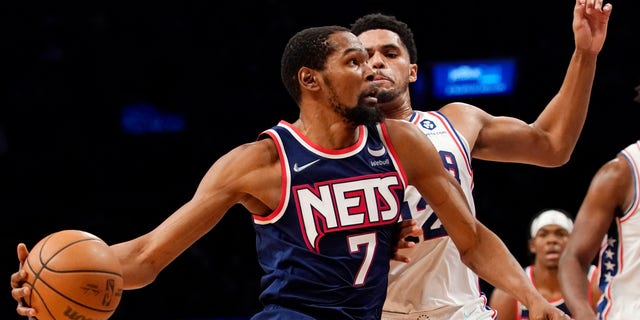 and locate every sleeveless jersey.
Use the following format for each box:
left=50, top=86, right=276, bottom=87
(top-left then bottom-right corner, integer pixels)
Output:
left=383, top=111, right=495, bottom=318
left=252, top=120, right=407, bottom=320
left=516, top=265, right=597, bottom=319
left=596, top=140, right=640, bottom=319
